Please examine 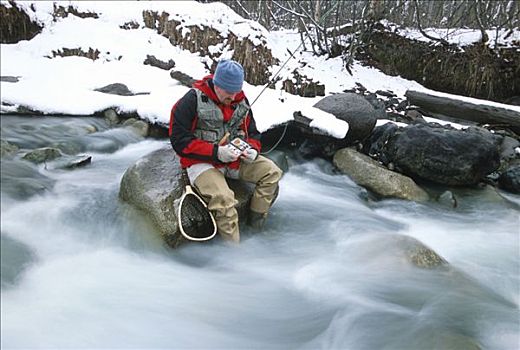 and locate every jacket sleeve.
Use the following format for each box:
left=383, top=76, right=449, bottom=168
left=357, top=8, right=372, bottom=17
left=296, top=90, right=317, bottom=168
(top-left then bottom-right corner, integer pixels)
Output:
left=169, top=89, right=219, bottom=162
